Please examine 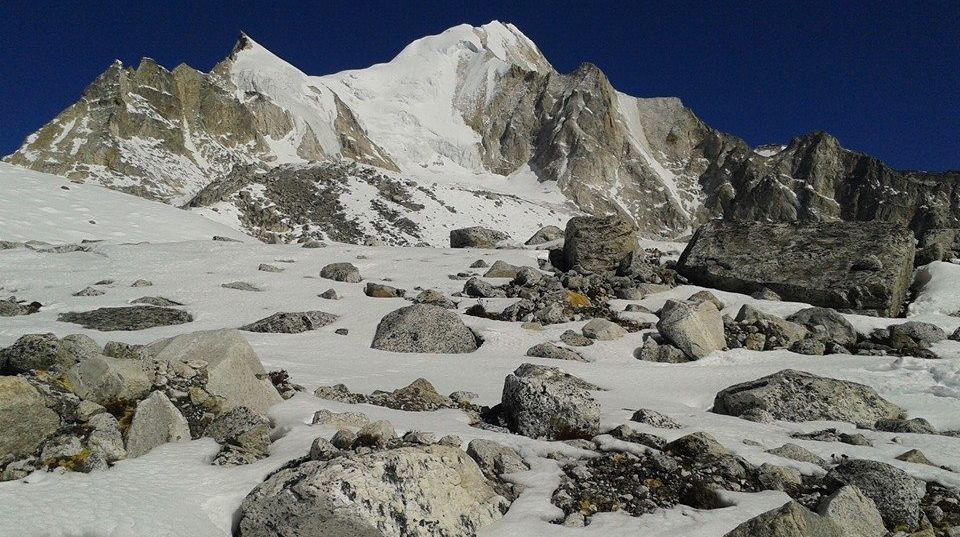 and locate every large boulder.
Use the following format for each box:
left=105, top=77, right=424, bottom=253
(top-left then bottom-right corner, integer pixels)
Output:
left=0, top=377, right=60, bottom=463
left=712, top=369, right=904, bottom=426
left=236, top=445, right=508, bottom=537
left=57, top=306, right=193, bottom=331
left=561, top=215, right=637, bottom=273
left=723, top=501, right=843, bottom=537
left=240, top=311, right=338, bottom=333
left=144, top=329, right=283, bottom=414
left=500, top=363, right=600, bottom=440
left=371, top=304, right=478, bottom=354
left=63, top=354, right=152, bottom=405
left=824, top=459, right=926, bottom=529
left=125, top=391, right=191, bottom=458
left=449, top=226, right=509, bottom=248
left=657, top=299, right=726, bottom=359
left=676, top=221, right=916, bottom=316
left=786, top=307, right=858, bottom=348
